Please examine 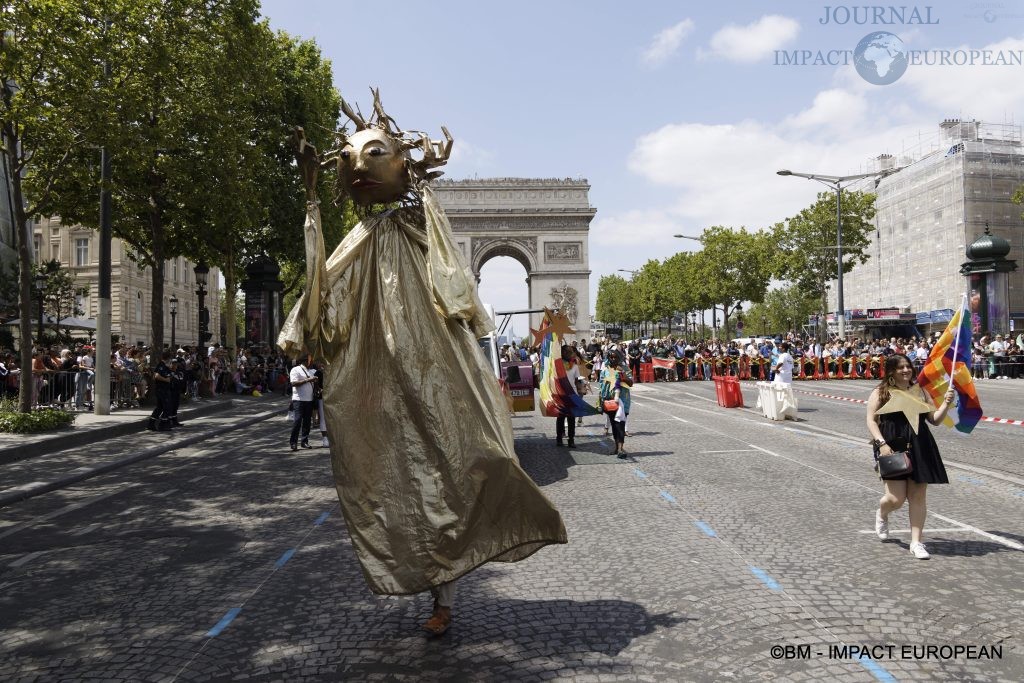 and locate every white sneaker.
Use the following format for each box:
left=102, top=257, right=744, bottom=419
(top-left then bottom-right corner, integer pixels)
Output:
left=321, top=437, right=330, bottom=448
left=909, top=542, right=930, bottom=559
left=875, top=511, right=889, bottom=540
